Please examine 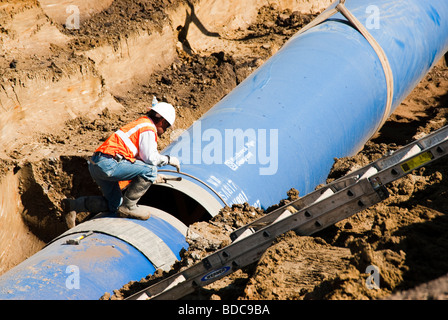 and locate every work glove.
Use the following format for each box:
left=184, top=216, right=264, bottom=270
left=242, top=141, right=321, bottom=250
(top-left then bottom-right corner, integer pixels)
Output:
left=155, top=174, right=182, bottom=184
left=167, top=156, right=181, bottom=172
left=155, top=174, right=168, bottom=184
